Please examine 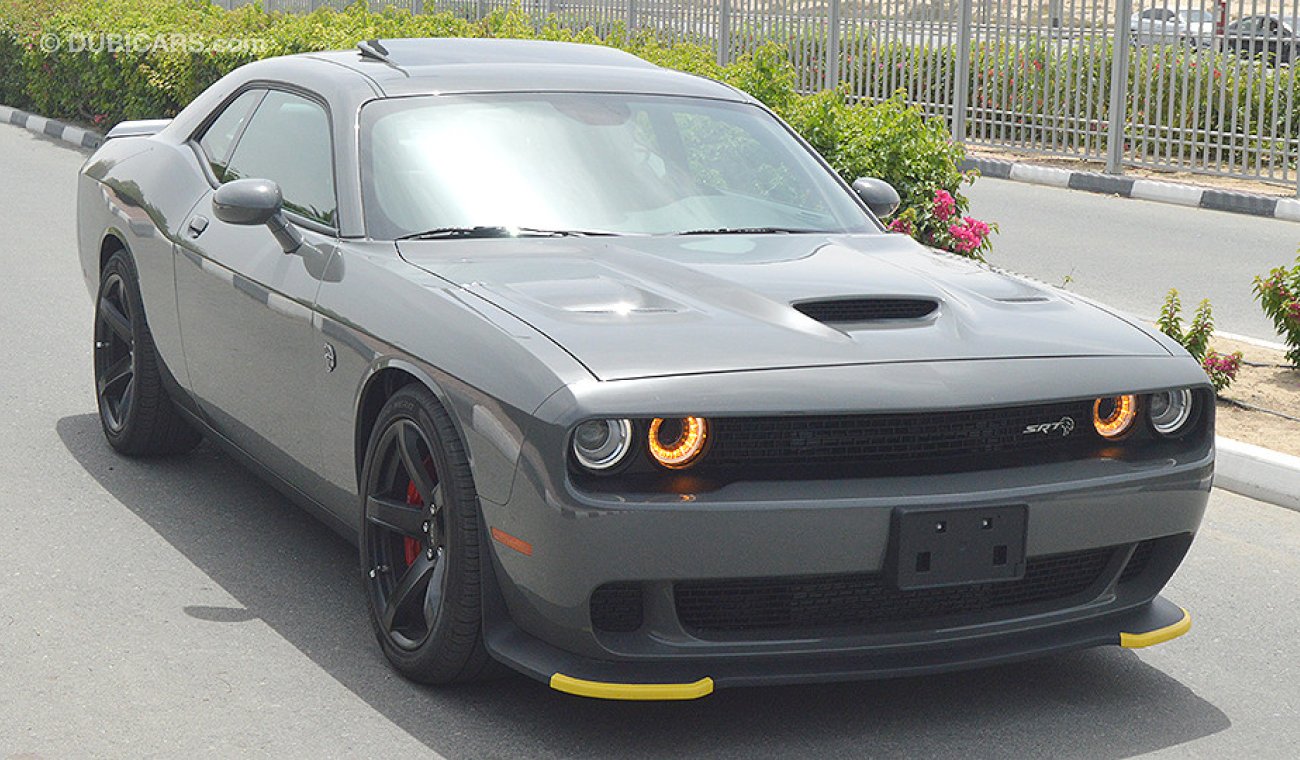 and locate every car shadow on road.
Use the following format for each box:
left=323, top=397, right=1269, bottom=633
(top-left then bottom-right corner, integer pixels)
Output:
left=58, top=413, right=1229, bottom=759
